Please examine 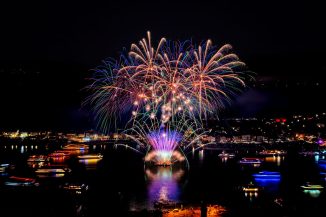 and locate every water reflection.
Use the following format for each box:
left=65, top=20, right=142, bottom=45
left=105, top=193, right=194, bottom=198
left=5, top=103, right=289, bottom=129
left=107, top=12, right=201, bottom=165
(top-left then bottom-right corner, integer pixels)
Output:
left=265, top=156, right=284, bottom=166
left=192, top=147, right=195, bottom=158
left=254, top=178, right=280, bottom=193
left=244, top=191, right=258, bottom=199
left=199, top=149, right=204, bottom=164
left=145, top=166, right=185, bottom=207
left=315, top=154, right=320, bottom=162
left=303, top=189, right=322, bottom=198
